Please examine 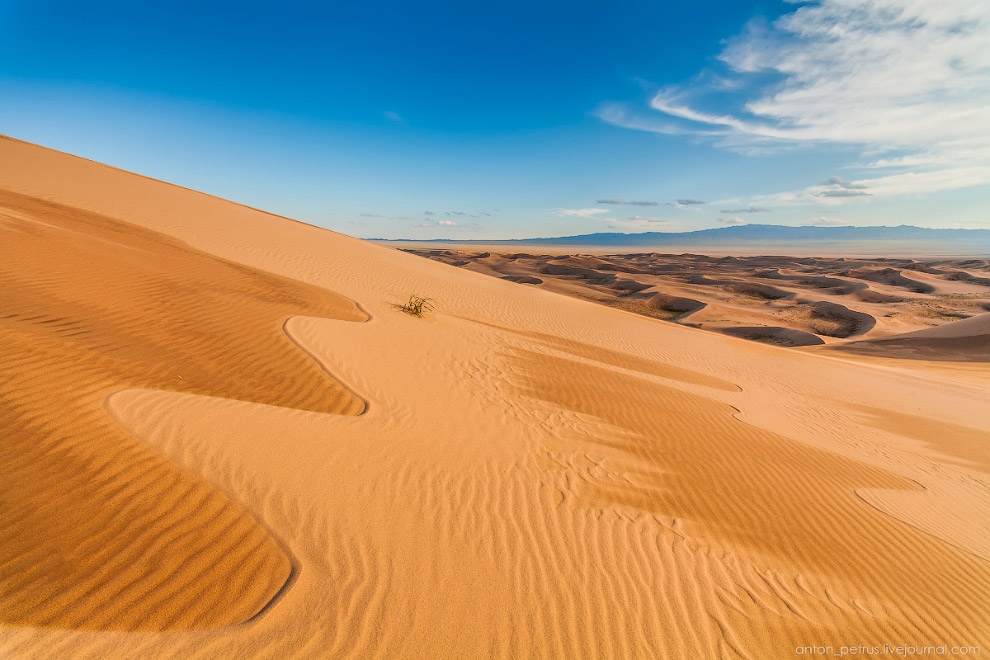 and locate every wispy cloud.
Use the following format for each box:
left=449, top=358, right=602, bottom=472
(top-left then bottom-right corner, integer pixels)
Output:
left=596, top=198, right=659, bottom=206
left=359, top=213, right=384, bottom=218
left=430, top=209, right=498, bottom=219
left=413, top=218, right=474, bottom=229
left=816, top=189, right=870, bottom=198
left=815, top=178, right=871, bottom=198
left=553, top=208, right=611, bottom=217
left=664, top=198, right=707, bottom=209
left=740, top=165, right=990, bottom=209
left=720, top=206, right=769, bottom=213
left=384, top=110, right=404, bottom=122
left=820, top=177, right=866, bottom=191
left=717, top=216, right=746, bottom=225
left=603, top=0, right=990, bottom=202
left=596, top=102, right=725, bottom=137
